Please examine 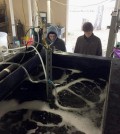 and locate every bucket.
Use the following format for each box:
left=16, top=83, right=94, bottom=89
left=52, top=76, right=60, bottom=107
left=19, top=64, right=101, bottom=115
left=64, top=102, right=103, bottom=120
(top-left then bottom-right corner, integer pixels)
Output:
left=0, top=32, right=8, bottom=53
